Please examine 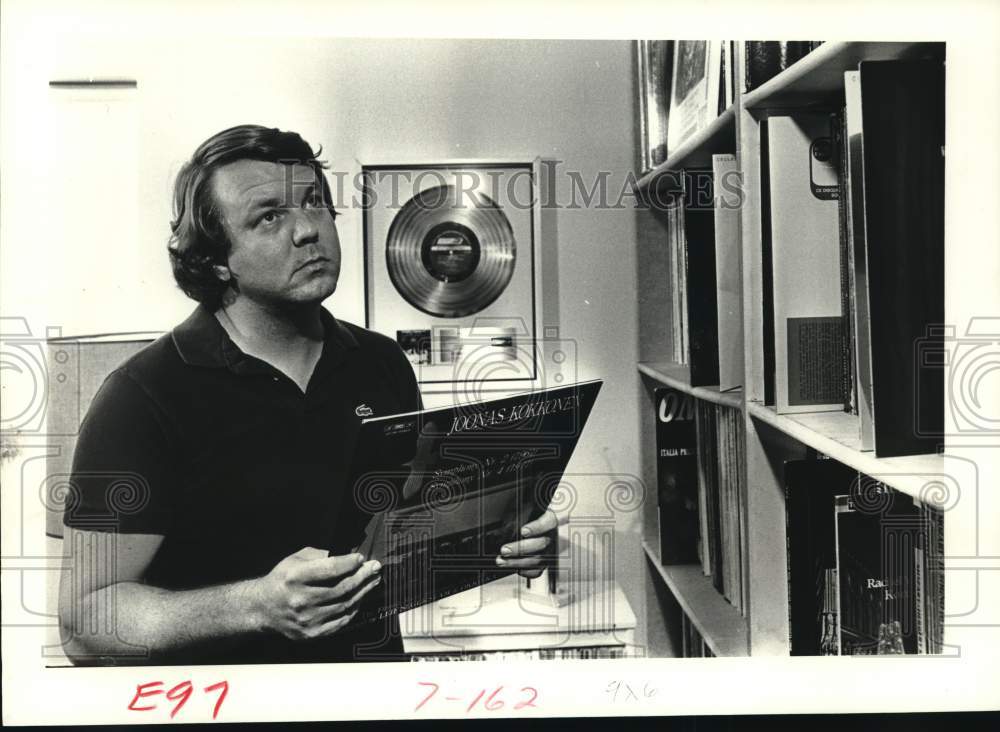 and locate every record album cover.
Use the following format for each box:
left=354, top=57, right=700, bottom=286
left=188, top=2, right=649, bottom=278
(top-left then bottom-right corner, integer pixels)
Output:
left=331, top=380, right=602, bottom=625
